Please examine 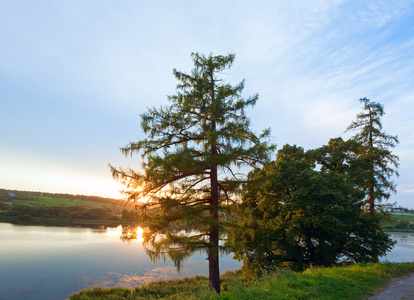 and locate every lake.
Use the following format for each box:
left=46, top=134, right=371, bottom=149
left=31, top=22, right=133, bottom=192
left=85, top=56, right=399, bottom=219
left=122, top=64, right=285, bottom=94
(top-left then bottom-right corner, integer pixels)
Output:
left=0, top=223, right=241, bottom=300
left=0, top=223, right=413, bottom=300
left=382, top=232, right=414, bottom=263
